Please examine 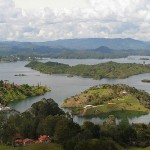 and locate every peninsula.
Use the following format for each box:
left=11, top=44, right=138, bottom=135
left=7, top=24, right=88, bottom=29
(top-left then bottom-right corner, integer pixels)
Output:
left=26, top=61, right=150, bottom=79
left=62, top=84, right=150, bottom=116
left=0, top=80, right=49, bottom=105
